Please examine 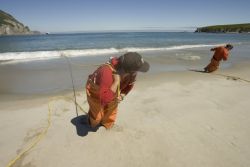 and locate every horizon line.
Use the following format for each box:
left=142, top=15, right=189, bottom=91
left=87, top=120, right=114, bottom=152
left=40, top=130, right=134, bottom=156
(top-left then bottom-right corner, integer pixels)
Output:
left=43, top=29, right=196, bottom=34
